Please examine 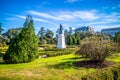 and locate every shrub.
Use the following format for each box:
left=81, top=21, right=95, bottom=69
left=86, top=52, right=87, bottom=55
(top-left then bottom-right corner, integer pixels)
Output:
left=114, top=32, right=120, bottom=44
left=3, top=15, right=38, bottom=63
left=76, top=37, right=116, bottom=62
left=38, top=48, right=77, bottom=57
left=81, top=63, right=120, bottom=80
